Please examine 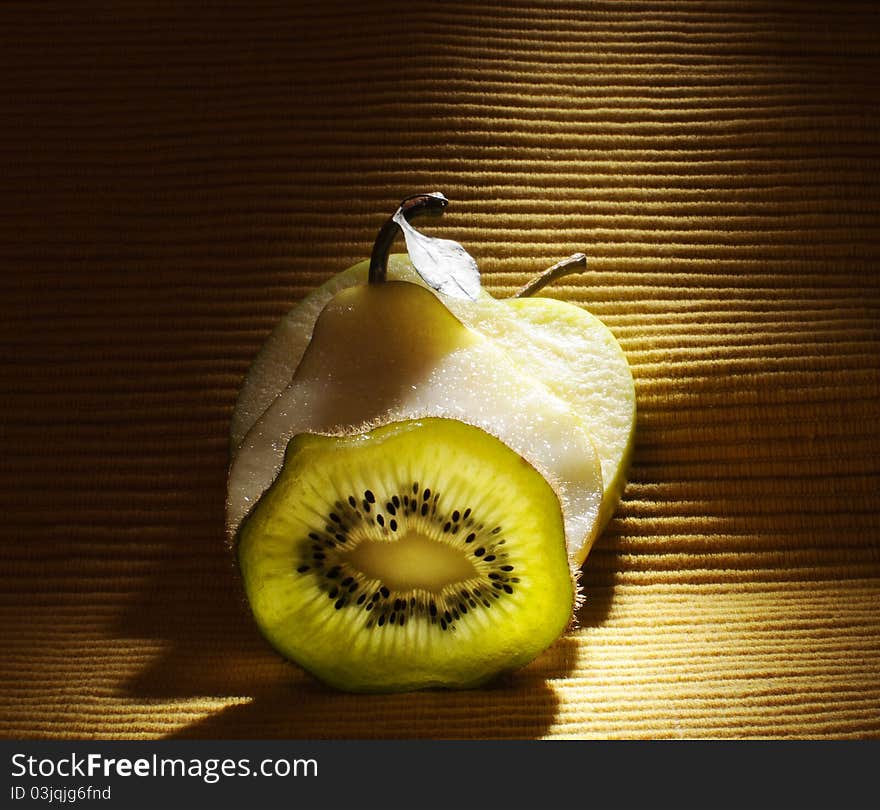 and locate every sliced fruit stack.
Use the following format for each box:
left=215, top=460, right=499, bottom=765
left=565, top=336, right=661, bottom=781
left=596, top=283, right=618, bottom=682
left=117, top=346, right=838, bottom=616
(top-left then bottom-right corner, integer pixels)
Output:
left=227, top=193, right=636, bottom=692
